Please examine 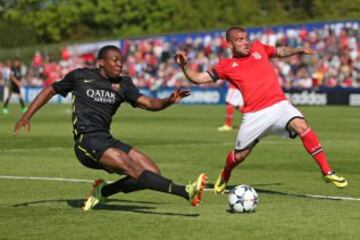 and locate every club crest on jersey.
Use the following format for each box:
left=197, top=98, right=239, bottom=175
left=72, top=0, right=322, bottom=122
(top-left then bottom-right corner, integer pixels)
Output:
left=231, top=62, right=239, bottom=68
left=252, top=52, right=262, bottom=59
left=111, top=83, right=120, bottom=91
